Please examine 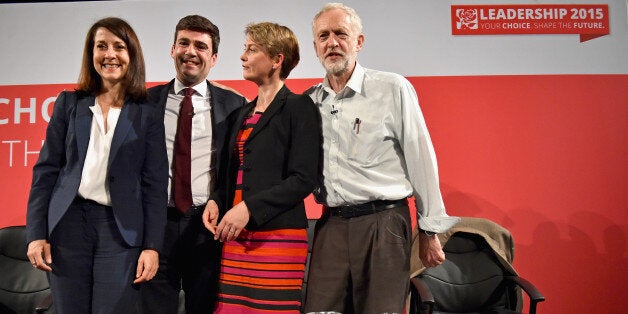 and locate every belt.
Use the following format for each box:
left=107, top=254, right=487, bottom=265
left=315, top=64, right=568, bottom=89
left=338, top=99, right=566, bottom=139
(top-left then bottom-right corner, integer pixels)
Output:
left=73, top=196, right=110, bottom=208
left=167, top=204, right=206, bottom=218
left=326, top=199, right=407, bottom=218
